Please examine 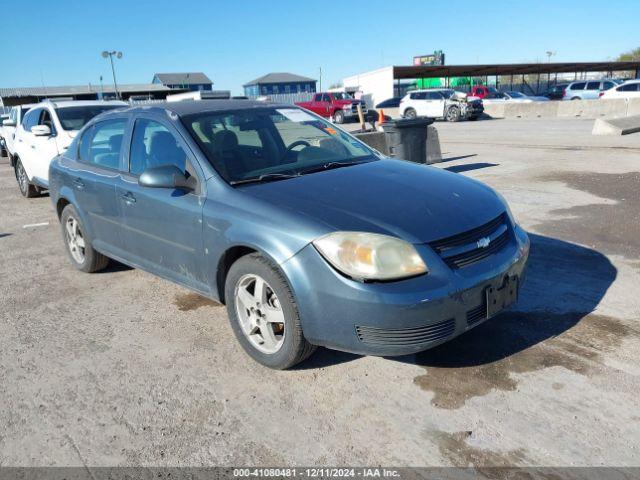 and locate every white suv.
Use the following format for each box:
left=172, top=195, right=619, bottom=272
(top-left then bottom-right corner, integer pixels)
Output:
left=13, top=100, right=125, bottom=197
left=399, top=89, right=484, bottom=122
left=600, top=80, right=640, bottom=99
